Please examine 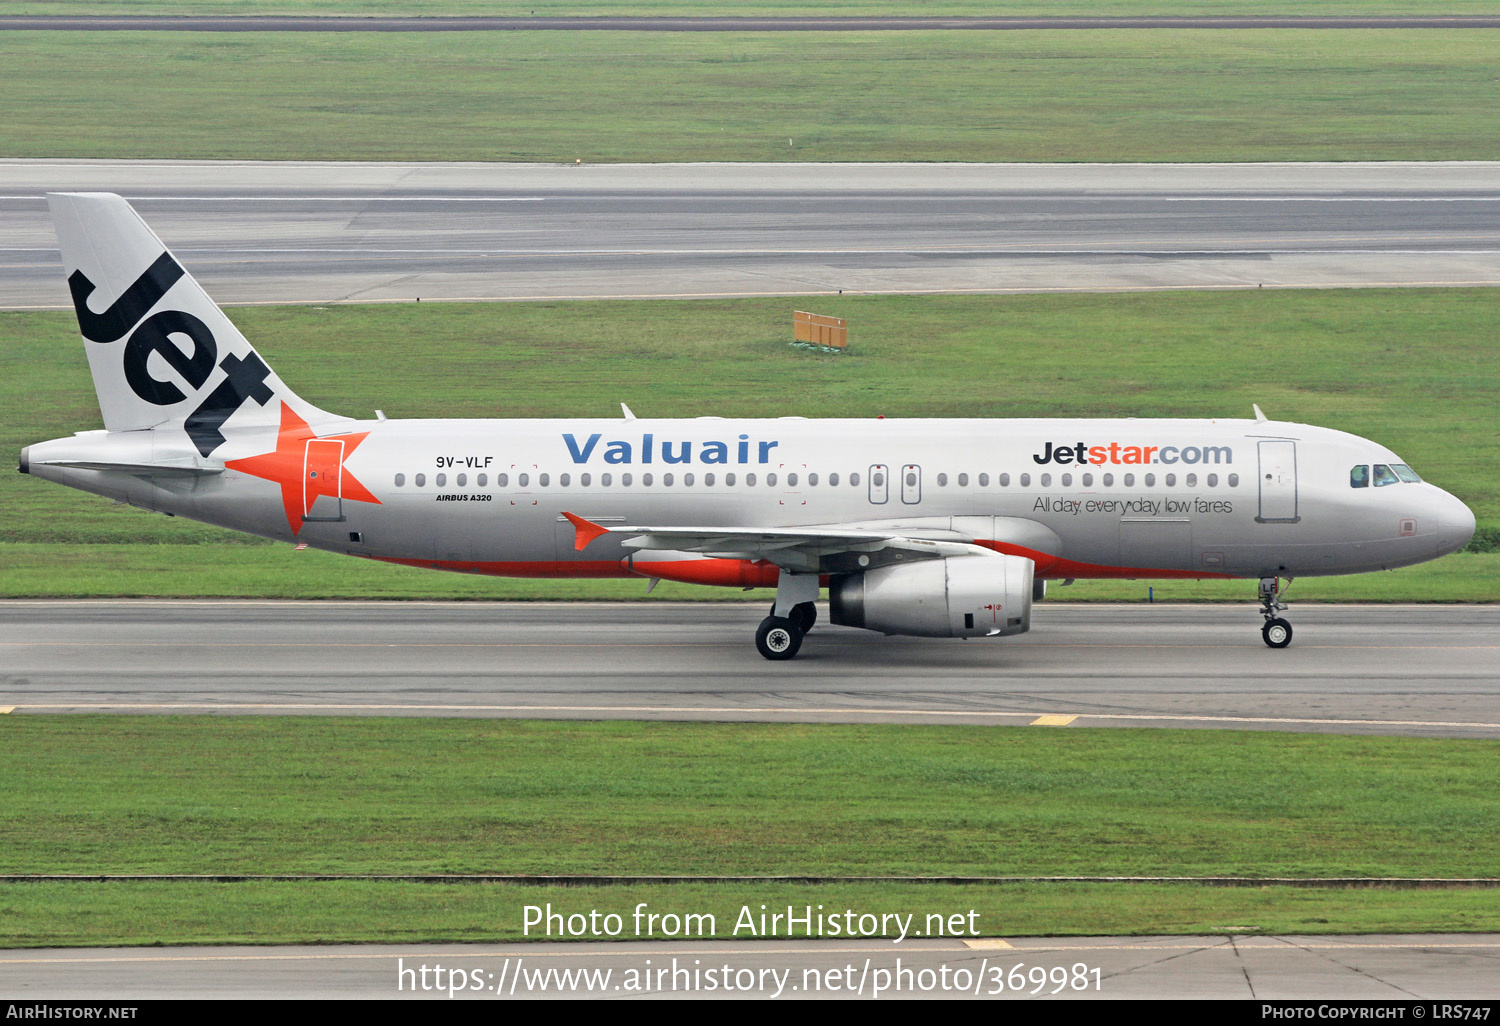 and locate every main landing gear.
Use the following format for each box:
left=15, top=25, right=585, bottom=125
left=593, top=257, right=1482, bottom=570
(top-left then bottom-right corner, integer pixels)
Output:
left=757, top=572, right=820, bottom=660
left=1259, top=576, right=1293, bottom=648
left=756, top=601, right=817, bottom=661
